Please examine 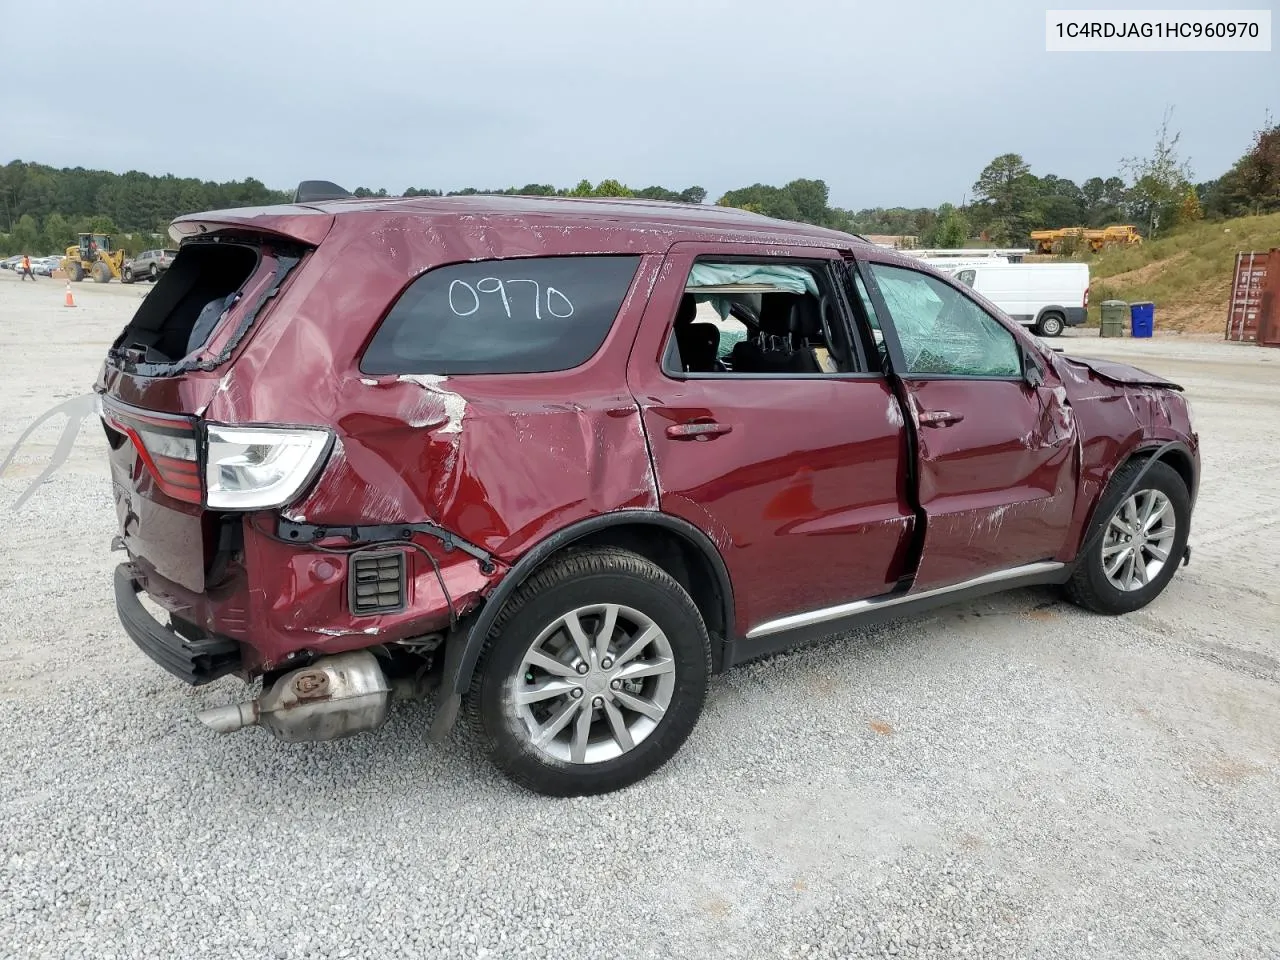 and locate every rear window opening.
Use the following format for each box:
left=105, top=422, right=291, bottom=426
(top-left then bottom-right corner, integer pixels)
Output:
left=112, top=242, right=260, bottom=365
